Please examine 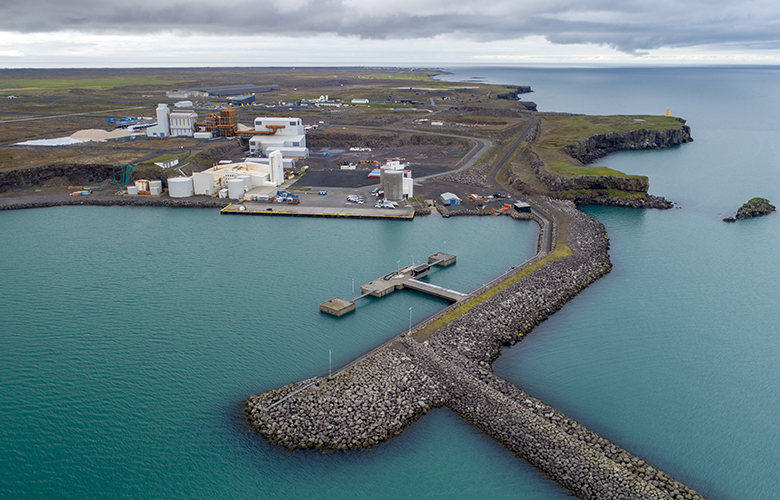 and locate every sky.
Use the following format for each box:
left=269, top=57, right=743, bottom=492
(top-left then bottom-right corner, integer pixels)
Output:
left=2, top=0, right=780, bottom=67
